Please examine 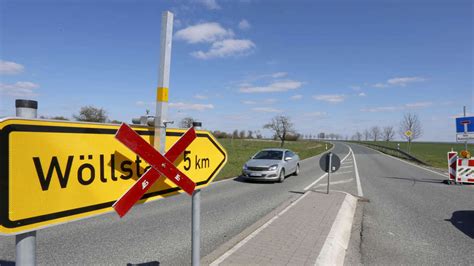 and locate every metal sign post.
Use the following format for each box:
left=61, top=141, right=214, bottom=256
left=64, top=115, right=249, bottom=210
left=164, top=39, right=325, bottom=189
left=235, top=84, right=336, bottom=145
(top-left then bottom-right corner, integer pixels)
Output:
left=192, top=189, right=201, bottom=266
left=464, top=106, right=468, bottom=151
left=327, top=153, right=332, bottom=194
left=319, top=152, right=341, bottom=194
left=155, top=11, right=173, bottom=154
left=15, top=99, right=38, bottom=266
left=192, top=122, right=202, bottom=266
